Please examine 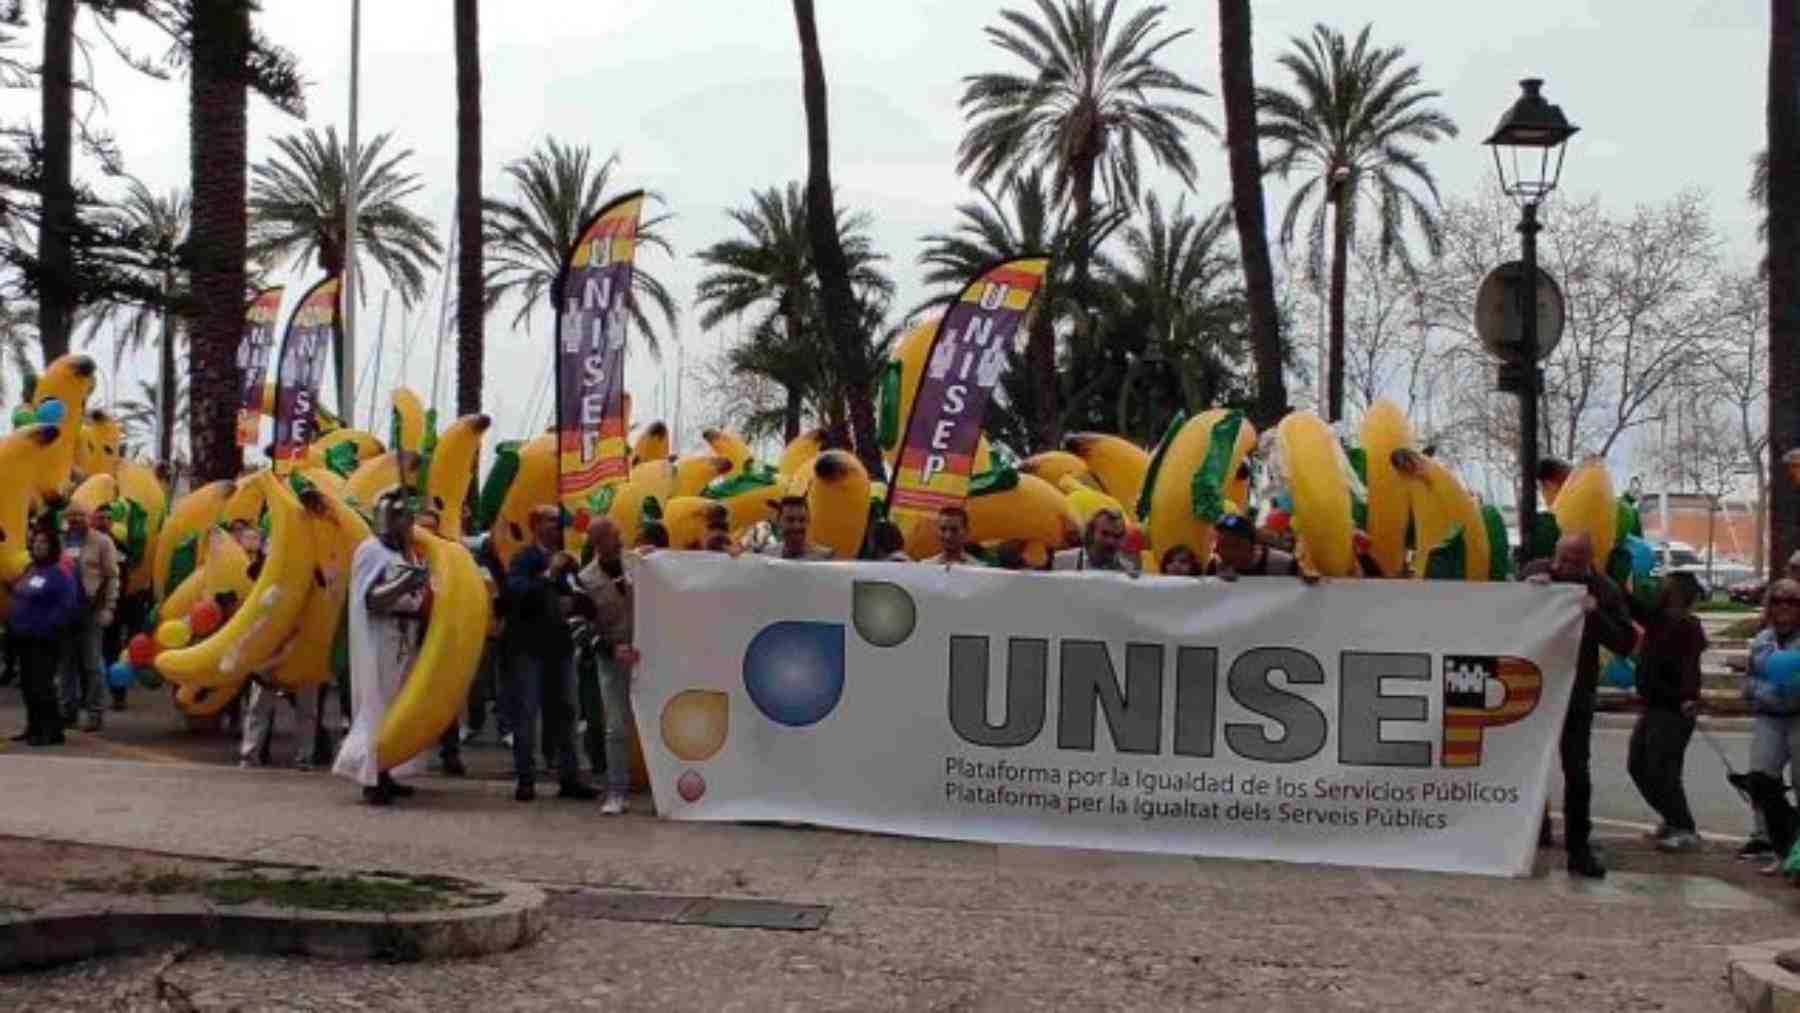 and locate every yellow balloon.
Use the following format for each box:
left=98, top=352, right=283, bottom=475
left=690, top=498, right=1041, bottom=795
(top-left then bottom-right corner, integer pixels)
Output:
left=110, top=521, right=127, bottom=544
left=155, top=619, right=193, bottom=650
left=659, top=689, right=729, bottom=762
